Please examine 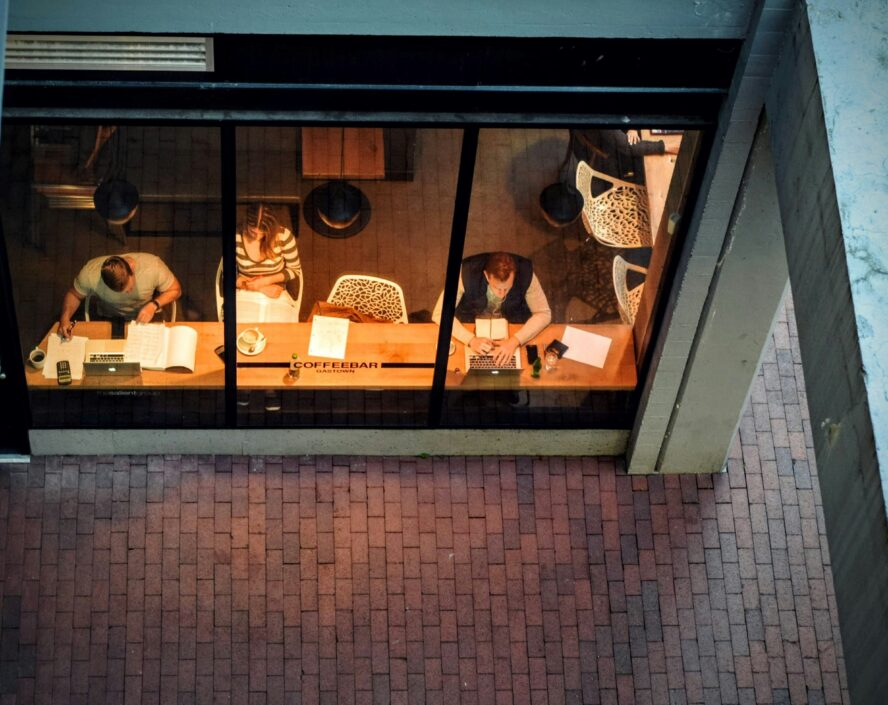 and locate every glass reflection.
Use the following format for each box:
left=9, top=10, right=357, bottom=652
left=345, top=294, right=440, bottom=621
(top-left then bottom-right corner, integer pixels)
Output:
left=1, top=123, right=224, bottom=428
left=439, top=127, right=698, bottom=428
